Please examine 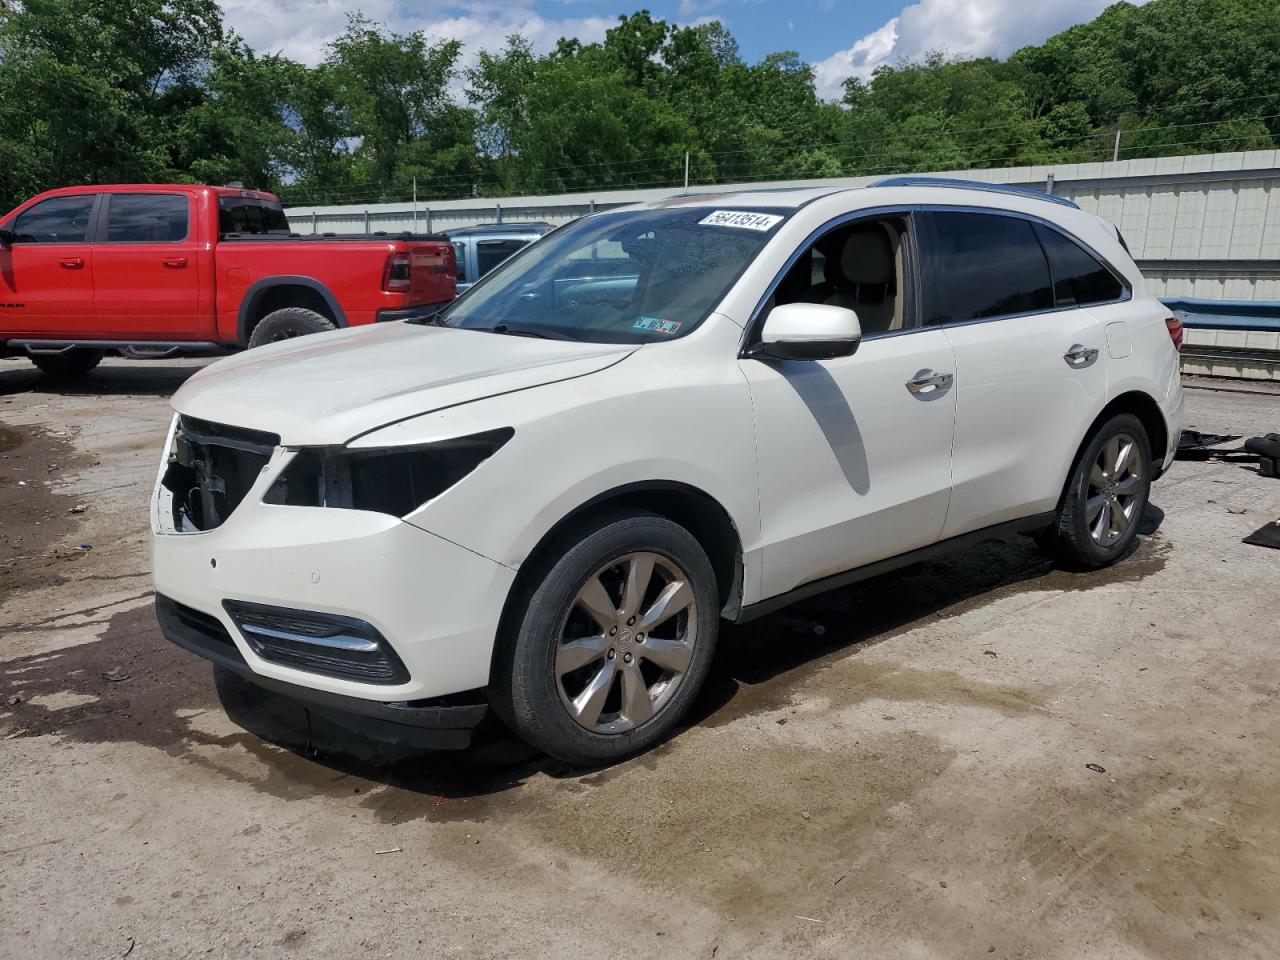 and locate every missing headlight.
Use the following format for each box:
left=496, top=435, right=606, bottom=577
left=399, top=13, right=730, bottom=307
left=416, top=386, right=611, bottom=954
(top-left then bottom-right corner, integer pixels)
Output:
left=264, top=428, right=513, bottom=517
